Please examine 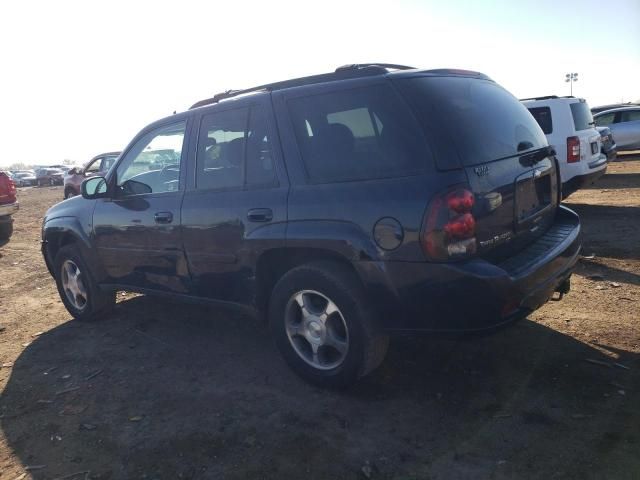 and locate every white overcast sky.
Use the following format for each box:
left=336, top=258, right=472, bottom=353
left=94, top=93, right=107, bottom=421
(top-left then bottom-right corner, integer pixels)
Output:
left=1, top=0, right=639, bottom=167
